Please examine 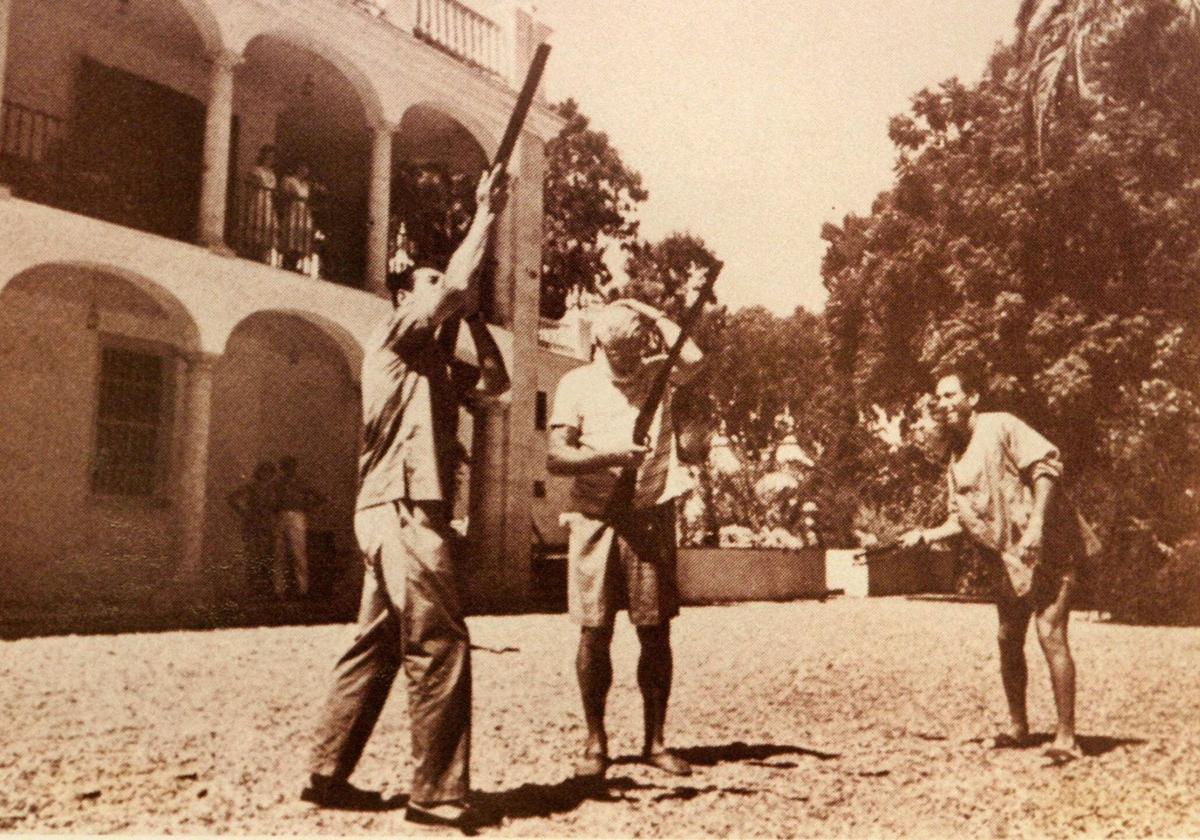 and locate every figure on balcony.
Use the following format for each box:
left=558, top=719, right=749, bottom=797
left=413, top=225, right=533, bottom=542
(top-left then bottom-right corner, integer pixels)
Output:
left=279, top=159, right=318, bottom=275
left=239, top=145, right=279, bottom=265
